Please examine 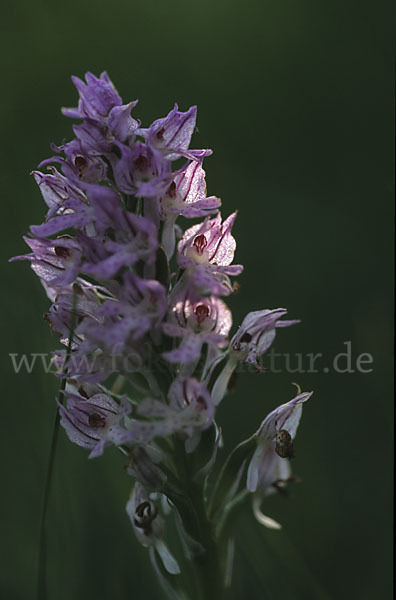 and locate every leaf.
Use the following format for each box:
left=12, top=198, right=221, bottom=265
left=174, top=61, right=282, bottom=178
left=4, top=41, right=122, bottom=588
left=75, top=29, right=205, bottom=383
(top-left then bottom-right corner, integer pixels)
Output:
left=192, top=424, right=221, bottom=485
left=208, top=435, right=257, bottom=521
